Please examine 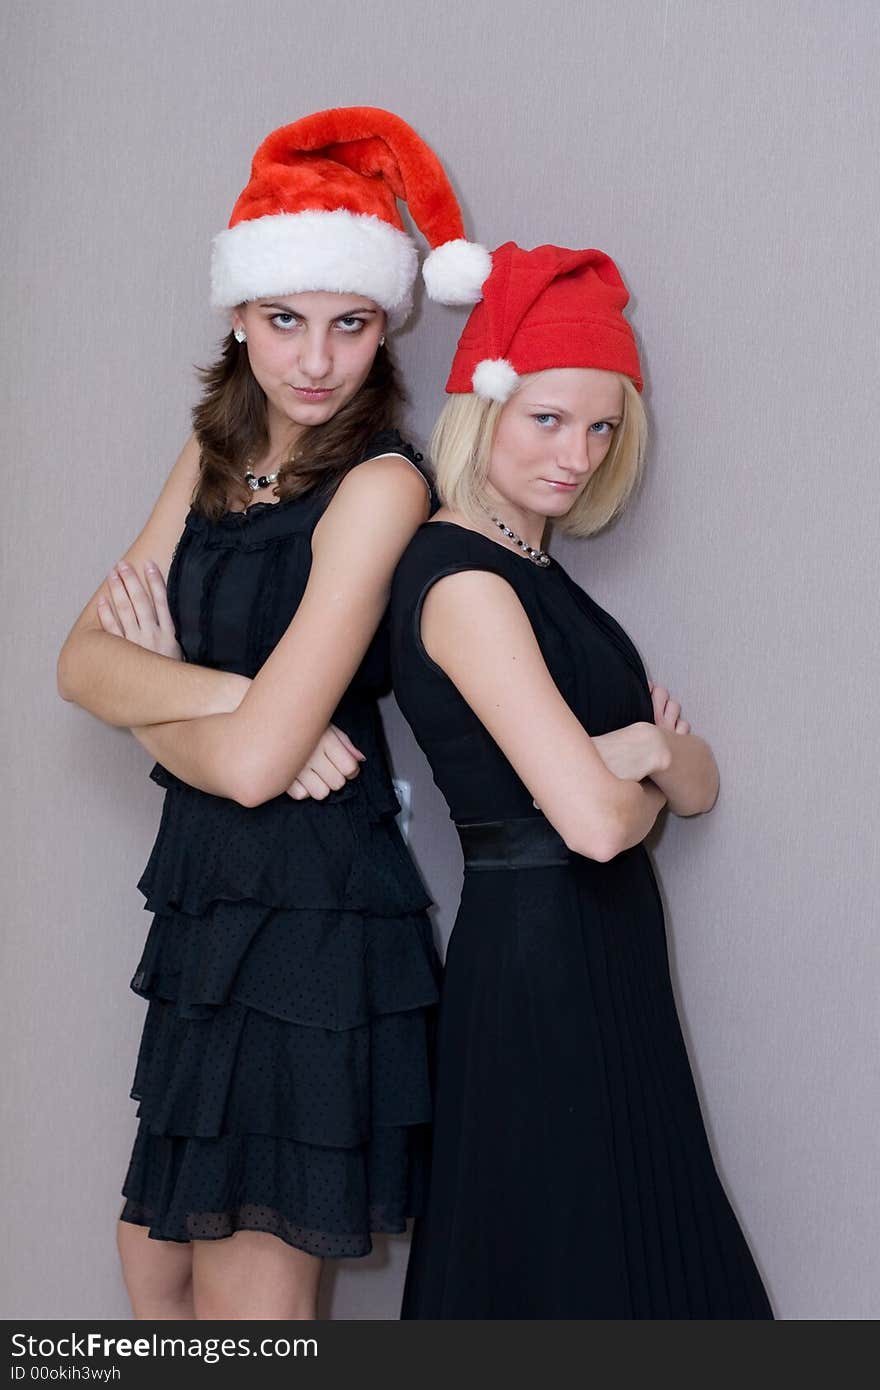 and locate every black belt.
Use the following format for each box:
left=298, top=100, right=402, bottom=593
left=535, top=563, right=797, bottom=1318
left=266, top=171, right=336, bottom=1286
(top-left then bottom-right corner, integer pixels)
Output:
left=455, top=817, right=571, bottom=870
